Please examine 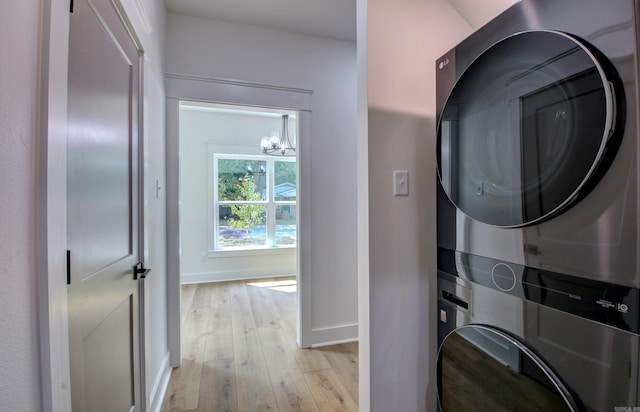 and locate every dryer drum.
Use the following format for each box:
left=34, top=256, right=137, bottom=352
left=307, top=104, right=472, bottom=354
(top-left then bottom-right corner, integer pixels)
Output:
left=437, top=325, right=582, bottom=412
left=436, top=30, right=625, bottom=228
